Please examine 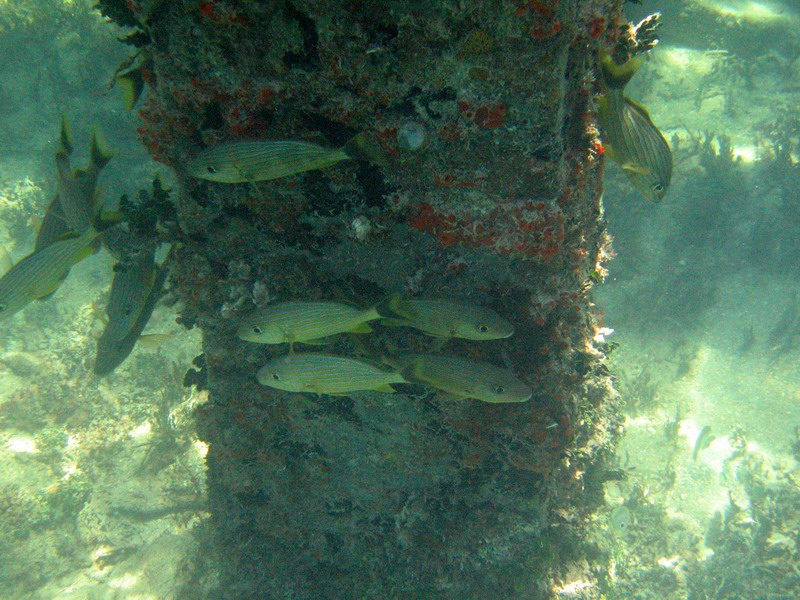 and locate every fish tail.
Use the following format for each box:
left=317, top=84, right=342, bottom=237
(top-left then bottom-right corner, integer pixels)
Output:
left=60, top=113, right=74, bottom=155
left=598, top=51, right=643, bottom=91
left=342, top=132, right=387, bottom=166
left=375, top=293, right=405, bottom=319
left=116, top=65, right=146, bottom=112
left=90, top=127, right=116, bottom=171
